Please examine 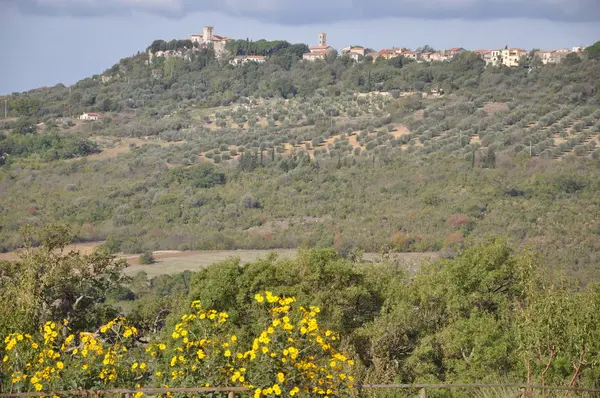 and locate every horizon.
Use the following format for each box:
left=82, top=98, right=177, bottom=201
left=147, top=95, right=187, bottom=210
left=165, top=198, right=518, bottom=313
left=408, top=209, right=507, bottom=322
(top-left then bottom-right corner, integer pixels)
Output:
left=1, top=0, right=598, bottom=95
